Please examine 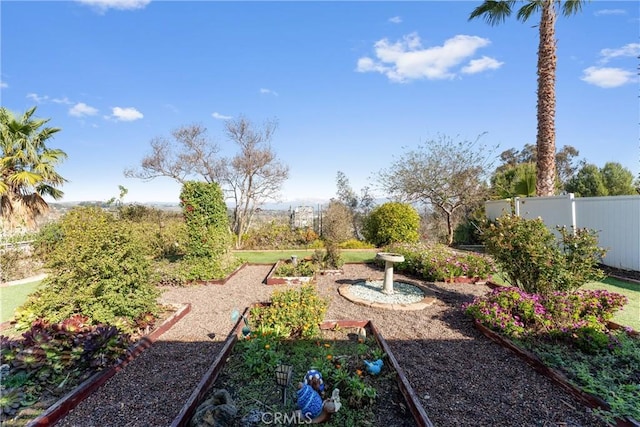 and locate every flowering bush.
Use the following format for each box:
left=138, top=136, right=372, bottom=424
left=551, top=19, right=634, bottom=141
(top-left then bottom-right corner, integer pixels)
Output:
left=383, top=243, right=496, bottom=282
left=483, top=215, right=606, bottom=295
left=464, top=287, right=628, bottom=350
left=249, top=285, right=328, bottom=339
